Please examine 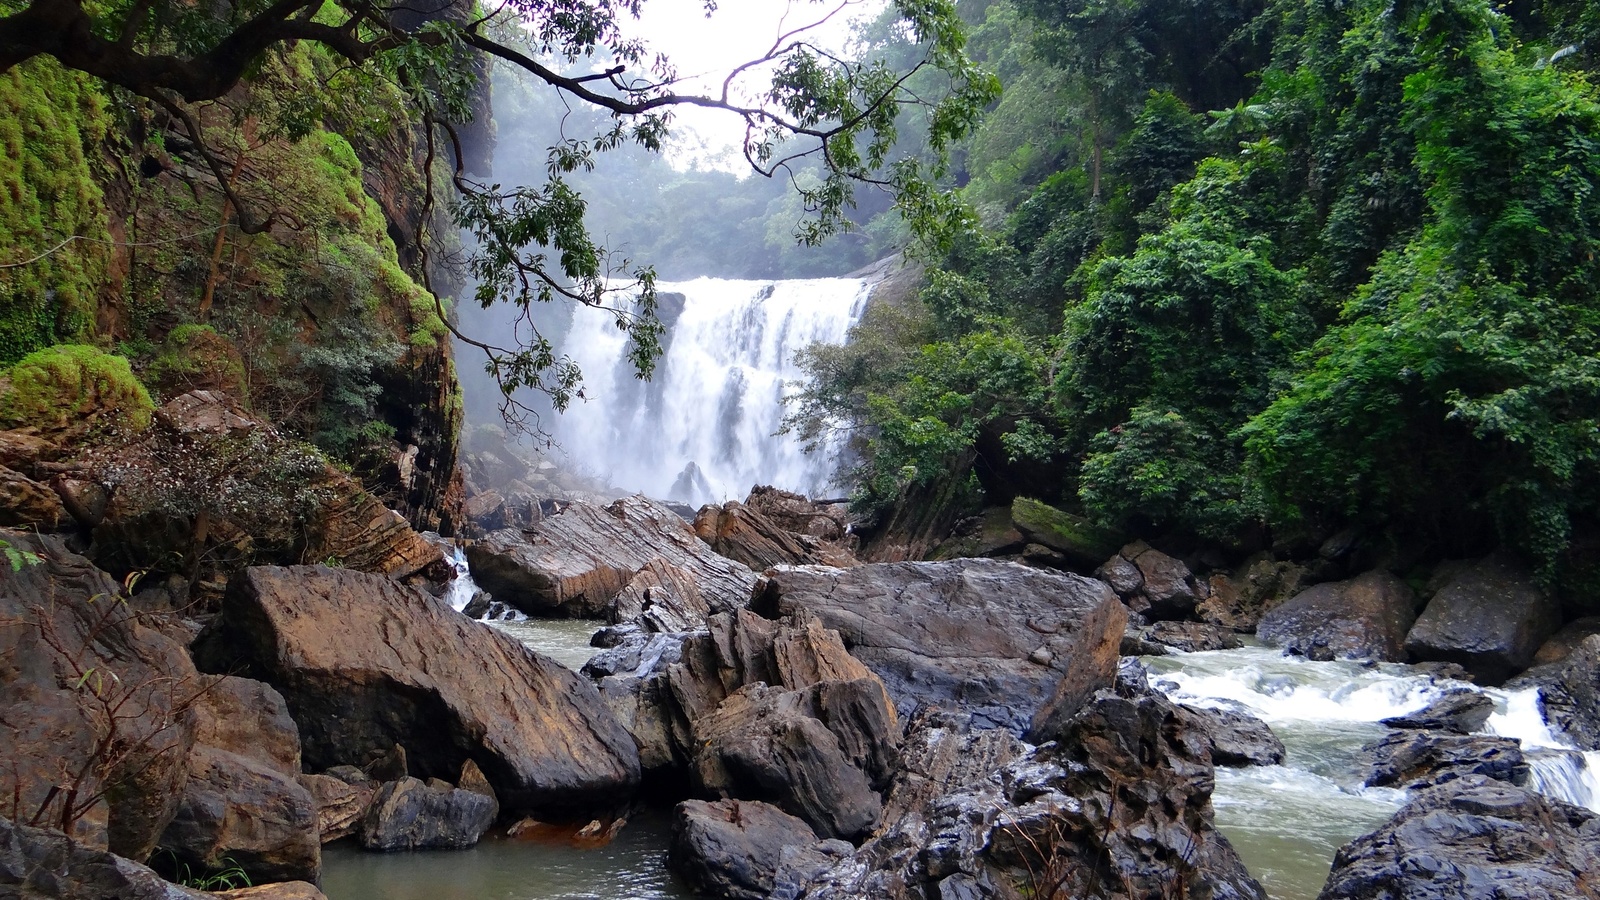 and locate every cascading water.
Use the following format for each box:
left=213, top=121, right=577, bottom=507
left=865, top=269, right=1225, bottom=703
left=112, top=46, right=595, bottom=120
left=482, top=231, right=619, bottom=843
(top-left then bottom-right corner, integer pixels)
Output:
left=1146, top=643, right=1600, bottom=900
left=546, top=276, right=872, bottom=506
